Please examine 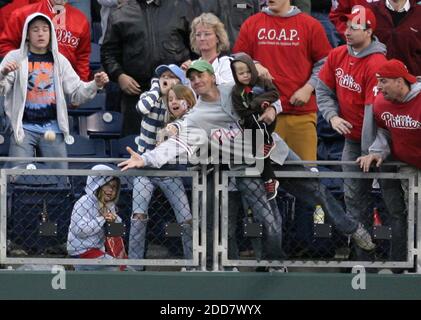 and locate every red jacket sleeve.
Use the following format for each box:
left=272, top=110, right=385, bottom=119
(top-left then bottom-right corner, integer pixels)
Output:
left=329, top=0, right=351, bottom=40
left=329, top=0, right=372, bottom=40
left=74, top=19, right=91, bottom=81
left=0, top=9, right=25, bottom=57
